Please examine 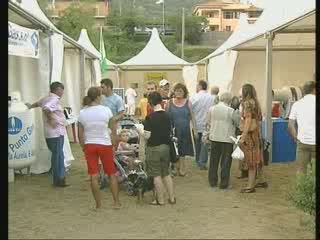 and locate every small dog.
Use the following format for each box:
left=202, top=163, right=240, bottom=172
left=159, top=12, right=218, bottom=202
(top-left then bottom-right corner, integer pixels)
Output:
left=127, top=173, right=154, bottom=203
